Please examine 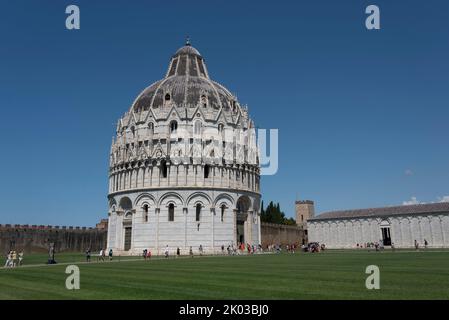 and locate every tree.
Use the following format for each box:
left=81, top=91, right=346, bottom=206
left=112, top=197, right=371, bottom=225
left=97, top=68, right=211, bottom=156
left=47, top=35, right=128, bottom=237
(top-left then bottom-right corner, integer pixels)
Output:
left=260, top=201, right=296, bottom=225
